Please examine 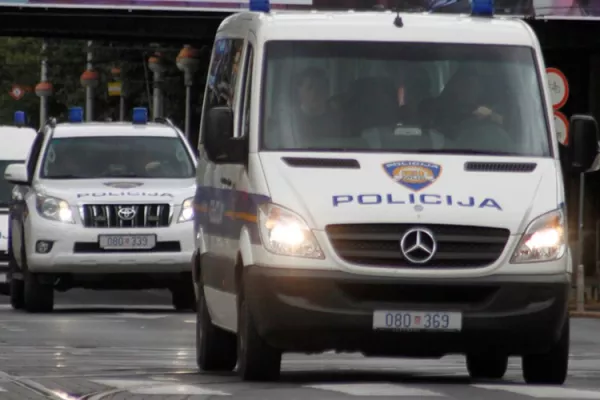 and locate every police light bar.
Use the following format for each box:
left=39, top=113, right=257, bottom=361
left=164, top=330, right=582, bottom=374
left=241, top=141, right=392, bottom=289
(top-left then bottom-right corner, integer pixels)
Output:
left=471, top=0, right=494, bottom=16
left=14, top=111, right=25, bottom=127
left=132, top=107, right=148, bottom=125
left=68, top=107, right=84, bottom=123
left=250, top=0, right=270, bottom=12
